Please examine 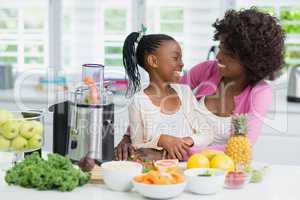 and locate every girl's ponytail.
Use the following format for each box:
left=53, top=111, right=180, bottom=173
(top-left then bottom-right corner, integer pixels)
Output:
left=122, top=32, right=141, bottom=96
